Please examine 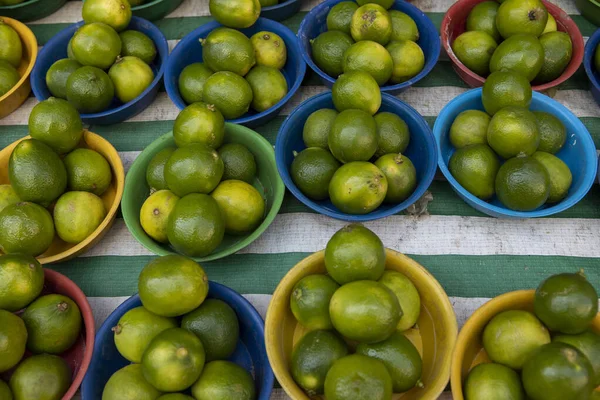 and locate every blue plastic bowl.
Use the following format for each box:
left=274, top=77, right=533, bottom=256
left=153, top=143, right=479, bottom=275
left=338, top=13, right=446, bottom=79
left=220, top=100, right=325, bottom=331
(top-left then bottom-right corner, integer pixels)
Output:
left=261, top=0, right=302, bottom=21
left=434, top=88, right=598, bottom=219
left=276, top=91, right=438, bottom=222
left=584, top=28, right=600, bottom=106
left=31, top=17, right=168, bottom=126
left=164, top=18, right=306, bottom=129
left=80, top=282, right=274, bottom=399
left=297, top=0, right=440, bottom=95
